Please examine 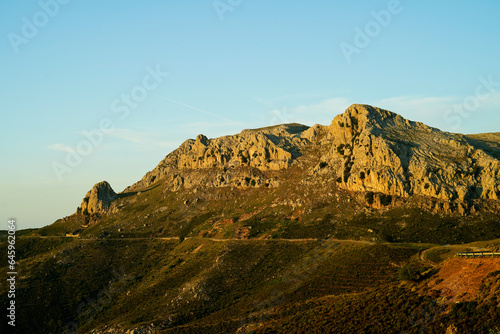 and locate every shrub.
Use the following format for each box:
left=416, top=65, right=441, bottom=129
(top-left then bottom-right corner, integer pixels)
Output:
left=473, top=165, right=481, bottom=176
left=337, top=144, right=345, bottom=155
left=379, top=194, right=392, bottom=206
left=398, top=262, right=427, bottom=282
left=365, top=192, right=374, bottom=205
